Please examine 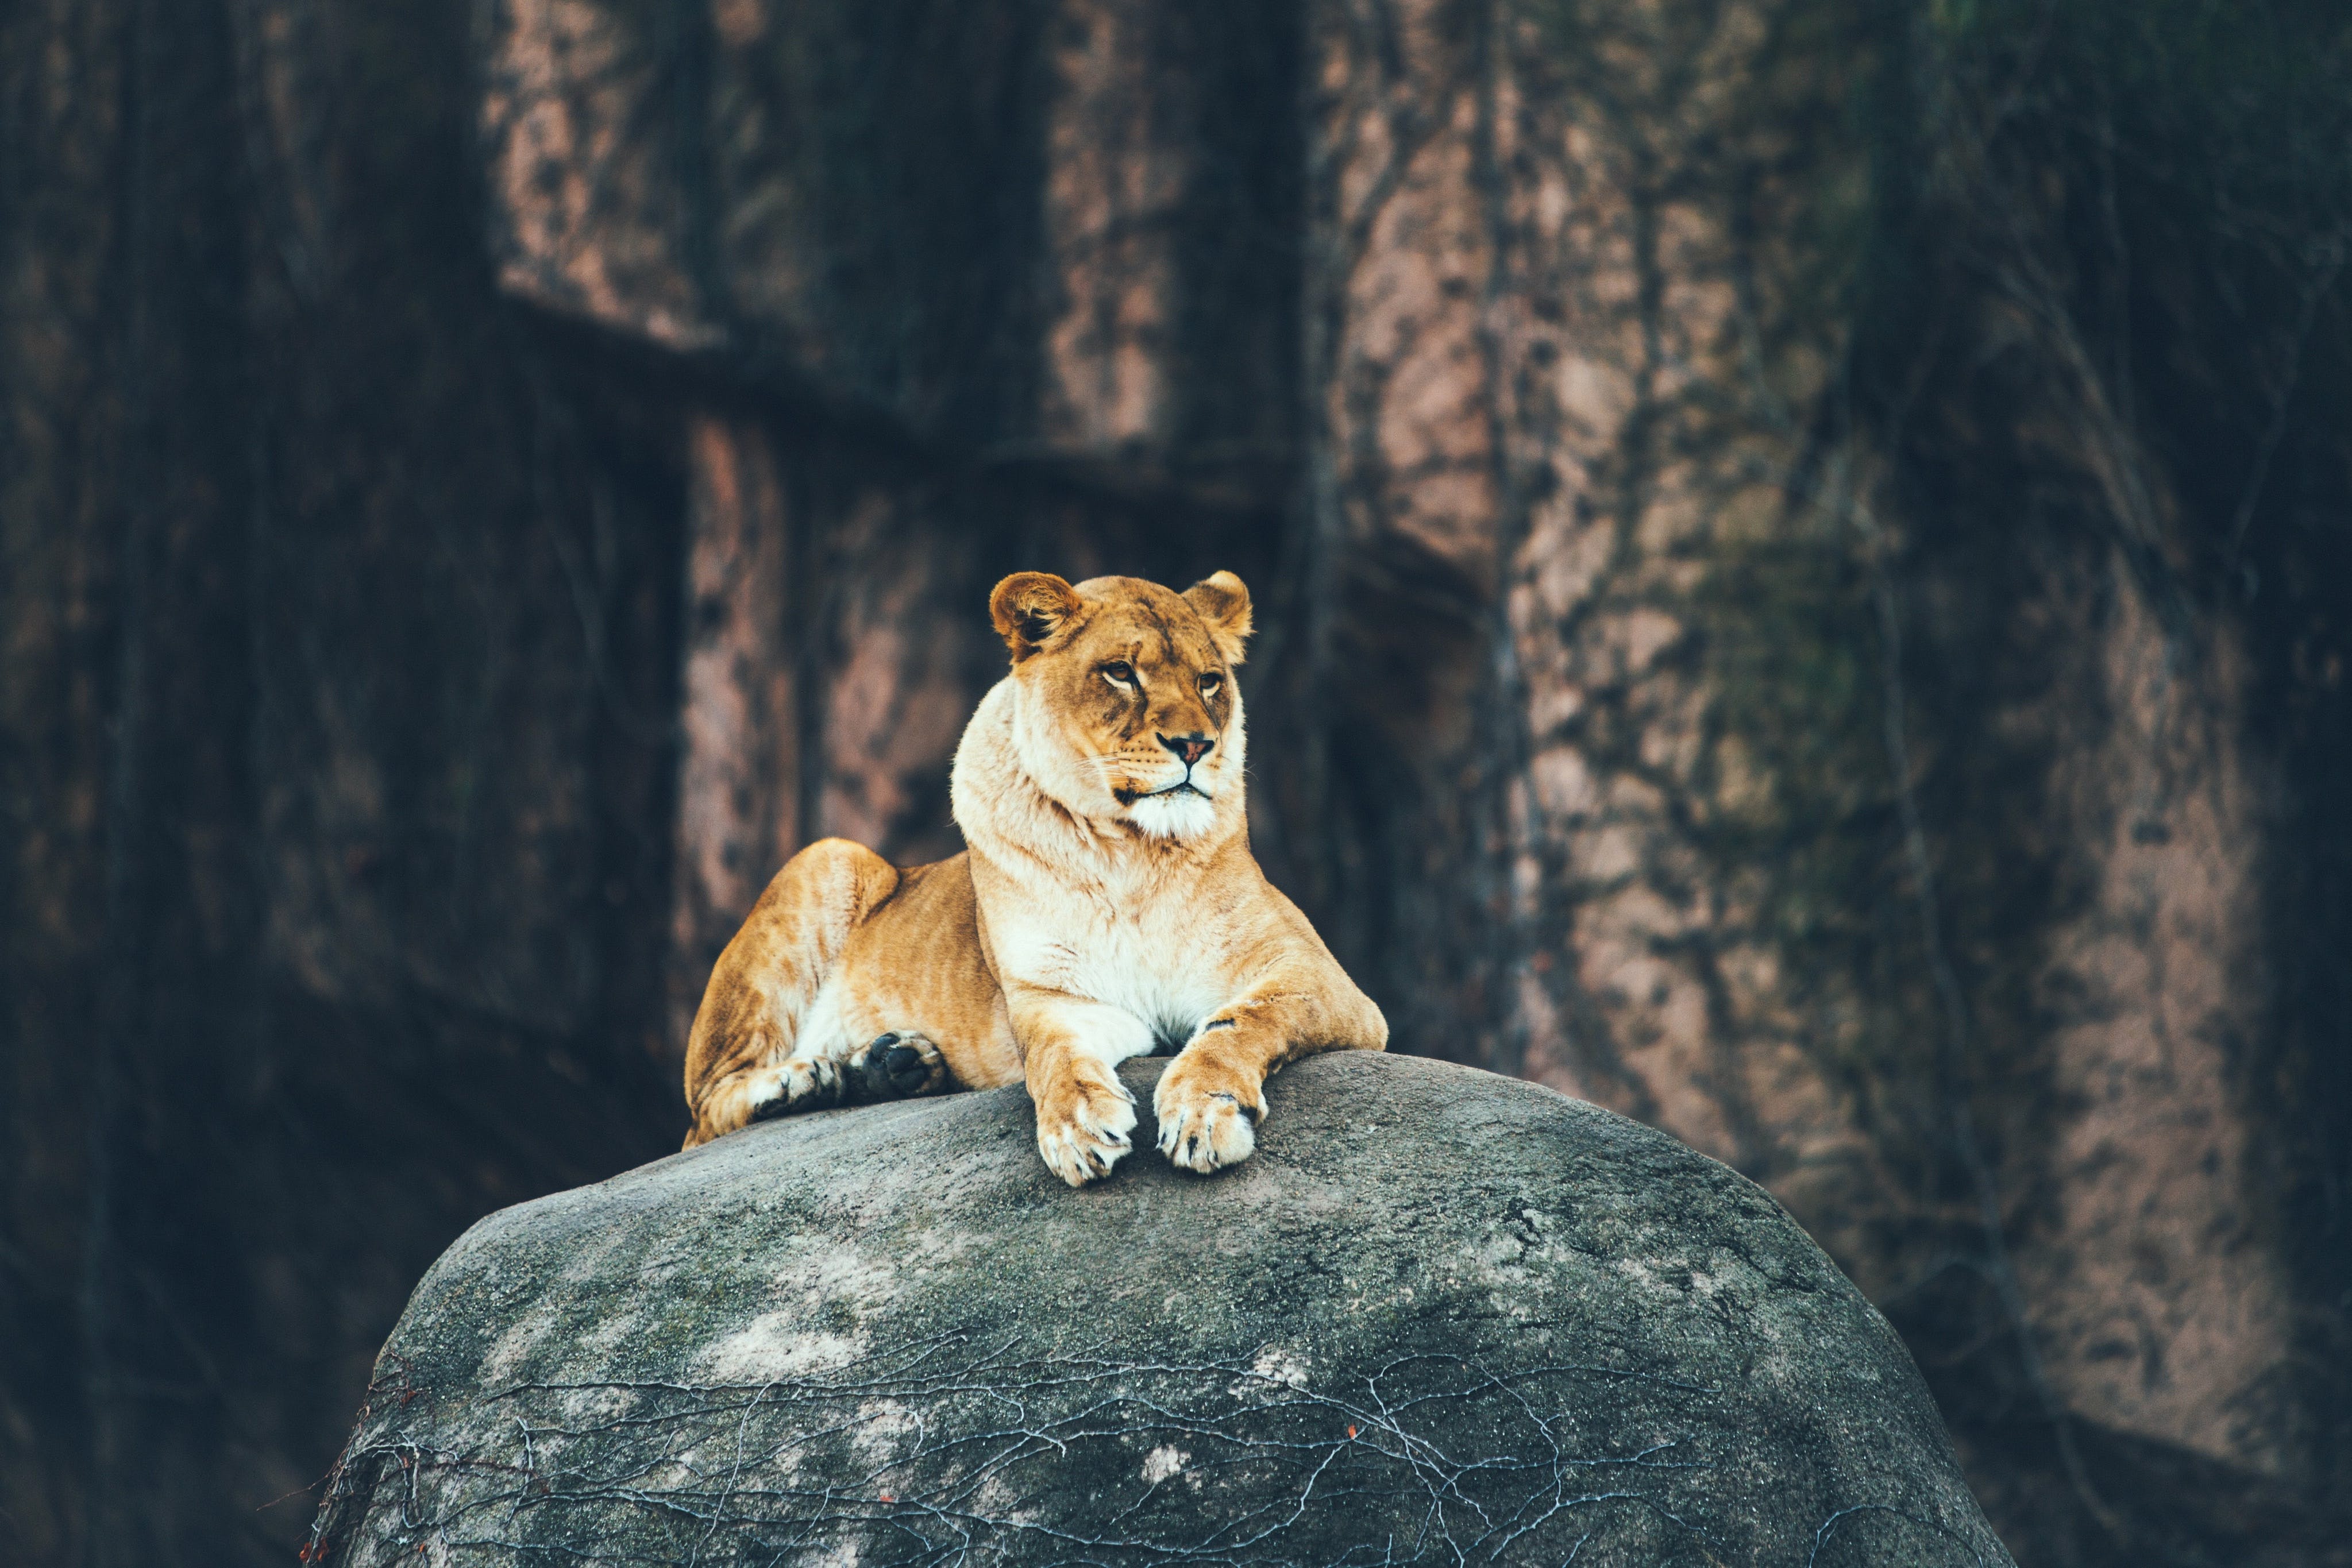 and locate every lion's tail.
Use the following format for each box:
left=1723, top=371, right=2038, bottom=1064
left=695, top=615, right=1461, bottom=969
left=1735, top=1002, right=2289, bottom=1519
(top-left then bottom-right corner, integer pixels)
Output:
left=681, top=838, right=901, bottom=1148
